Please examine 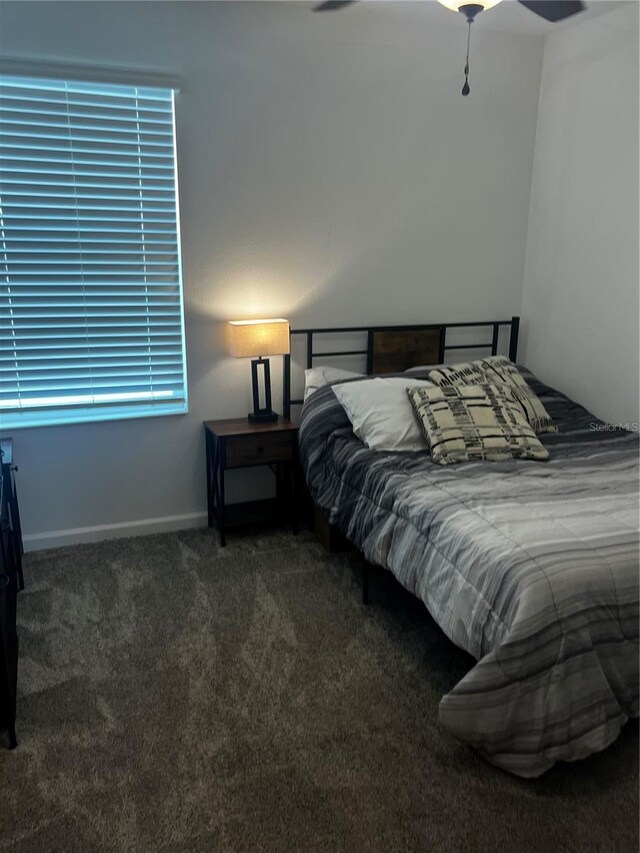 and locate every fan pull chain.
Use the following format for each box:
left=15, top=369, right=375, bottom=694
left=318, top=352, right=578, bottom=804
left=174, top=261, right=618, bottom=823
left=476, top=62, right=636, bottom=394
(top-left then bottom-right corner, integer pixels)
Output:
left=462, top=19, right=472, bottom=96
